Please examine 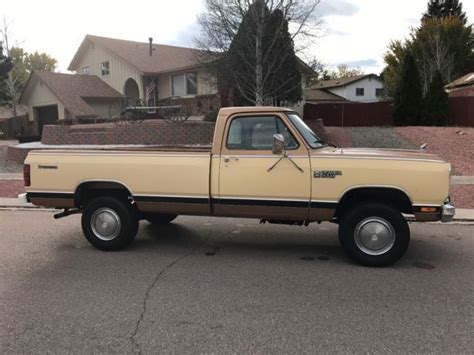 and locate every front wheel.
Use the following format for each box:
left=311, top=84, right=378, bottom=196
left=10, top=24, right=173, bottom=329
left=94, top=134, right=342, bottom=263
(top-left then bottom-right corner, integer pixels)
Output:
left=338, top=203, right=410, bottom=266
left=81, top=196, right=139, bottom=251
